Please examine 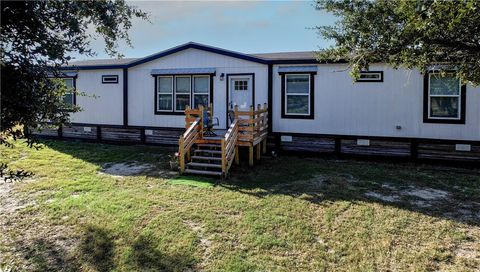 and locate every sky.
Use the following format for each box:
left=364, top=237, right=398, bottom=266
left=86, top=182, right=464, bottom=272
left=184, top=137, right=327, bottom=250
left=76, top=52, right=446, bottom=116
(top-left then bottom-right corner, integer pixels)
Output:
left=71, top=0, right=337, bottom=61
